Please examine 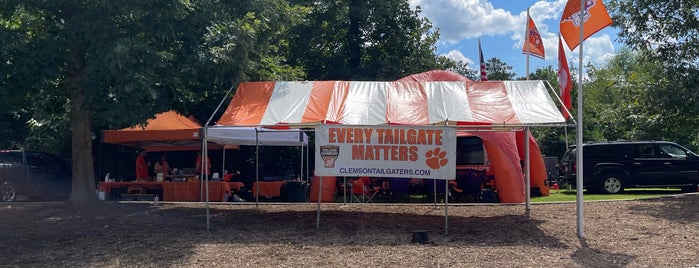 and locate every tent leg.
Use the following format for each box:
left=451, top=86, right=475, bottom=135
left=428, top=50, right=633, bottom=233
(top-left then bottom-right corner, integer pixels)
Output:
left=444, top=179, right=449, bottom=235
left=255, top=130, right=259, bottom=208
left=524, top=127, right=531, bottom=212
left=316, top=176, right=323, bottom=230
